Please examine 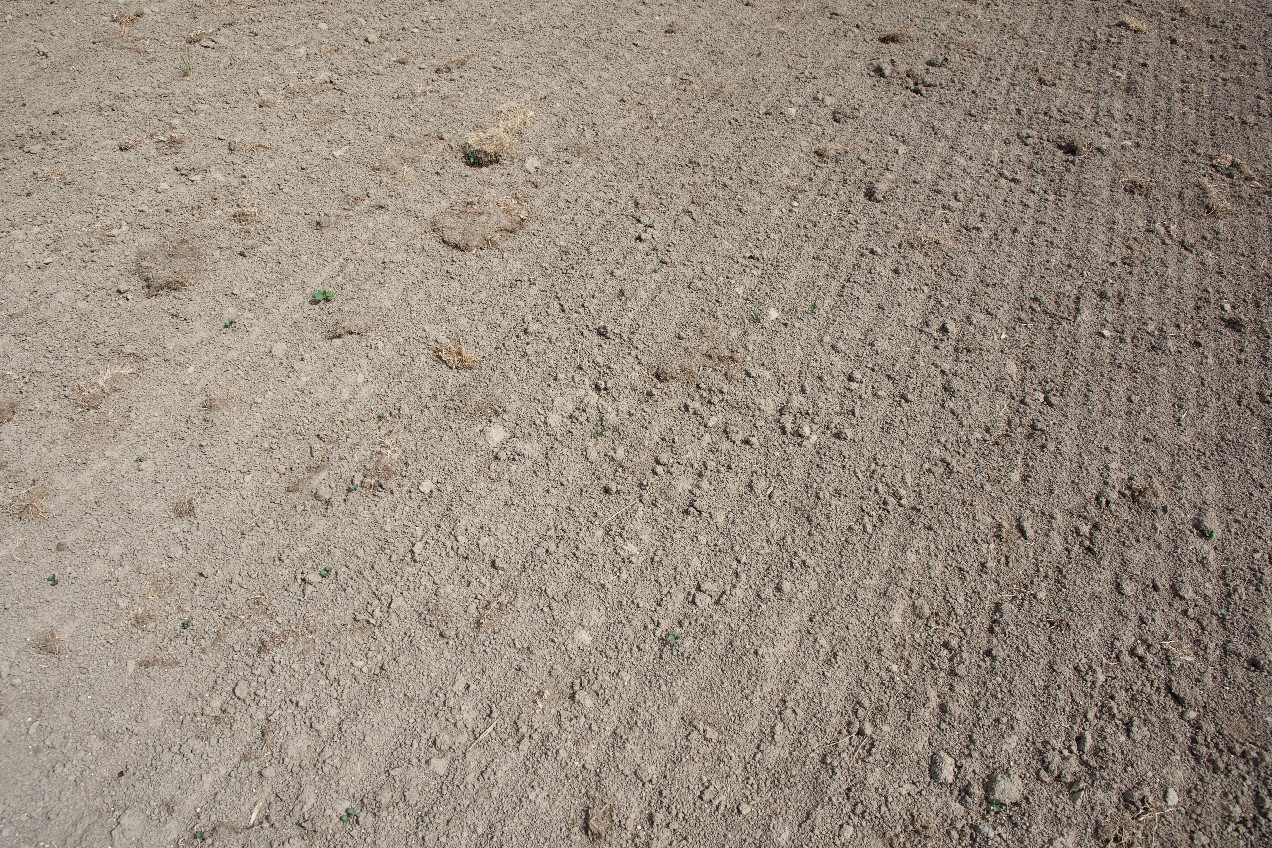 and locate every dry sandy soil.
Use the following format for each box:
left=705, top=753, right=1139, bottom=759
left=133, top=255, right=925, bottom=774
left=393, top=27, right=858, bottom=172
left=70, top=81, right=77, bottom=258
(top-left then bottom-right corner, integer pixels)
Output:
left=1, top=0, right=1270, bottom=846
